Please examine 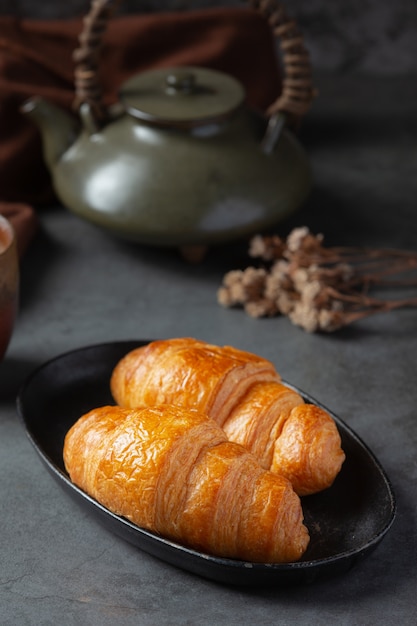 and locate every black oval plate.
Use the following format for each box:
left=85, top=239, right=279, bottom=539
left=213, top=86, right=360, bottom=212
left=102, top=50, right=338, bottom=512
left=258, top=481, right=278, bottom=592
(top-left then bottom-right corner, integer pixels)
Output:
left=16, top=340, right=396, bottom=586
